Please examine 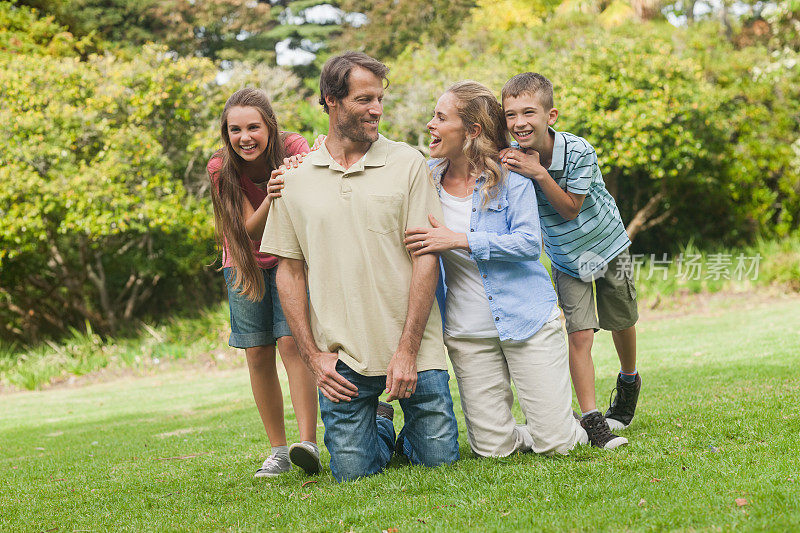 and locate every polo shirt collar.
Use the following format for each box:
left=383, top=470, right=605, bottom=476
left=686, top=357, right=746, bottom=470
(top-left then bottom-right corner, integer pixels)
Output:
left=548, top=127, right=566, bottom=172
left=310, top=134, right=389, bottom=172
left=363, top=134, right=389, bottom=167
left=309, top=140, right=333, bottom=167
